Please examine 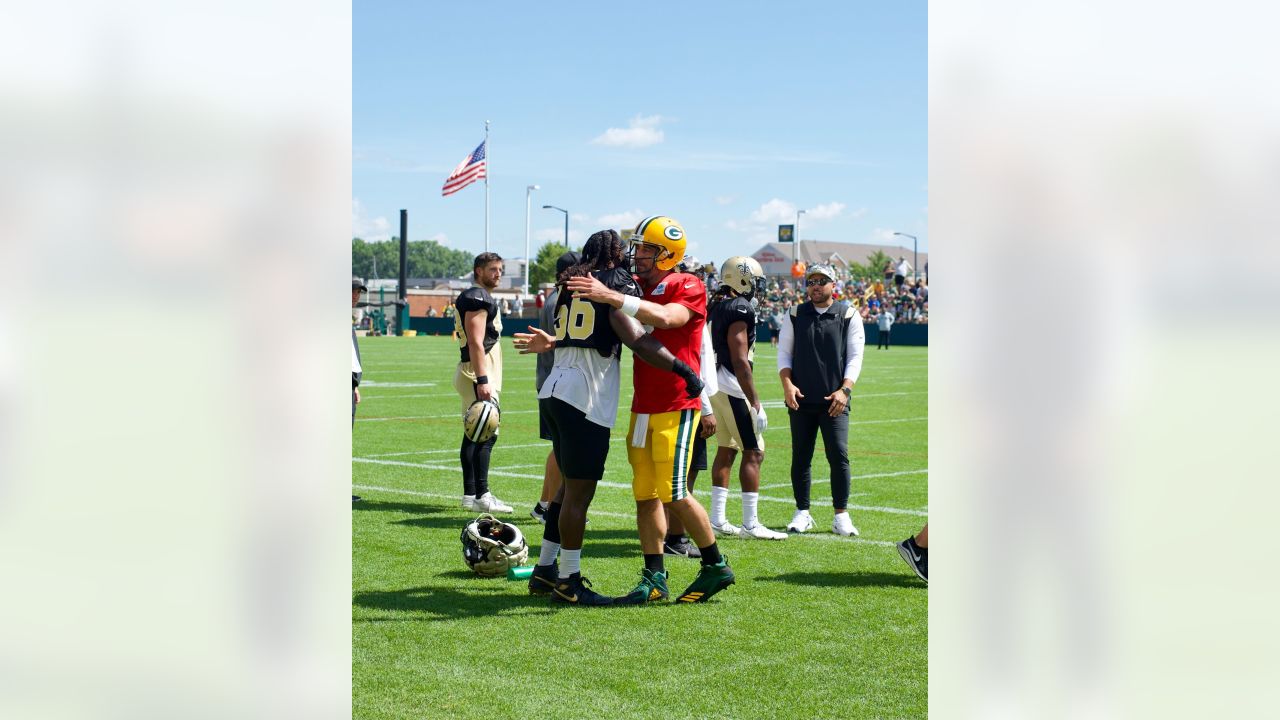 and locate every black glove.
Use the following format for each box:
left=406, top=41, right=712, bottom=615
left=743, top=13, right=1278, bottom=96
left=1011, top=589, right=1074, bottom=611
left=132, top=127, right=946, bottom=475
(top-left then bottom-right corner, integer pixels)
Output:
left=671, top=359, right=704, bottom=399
